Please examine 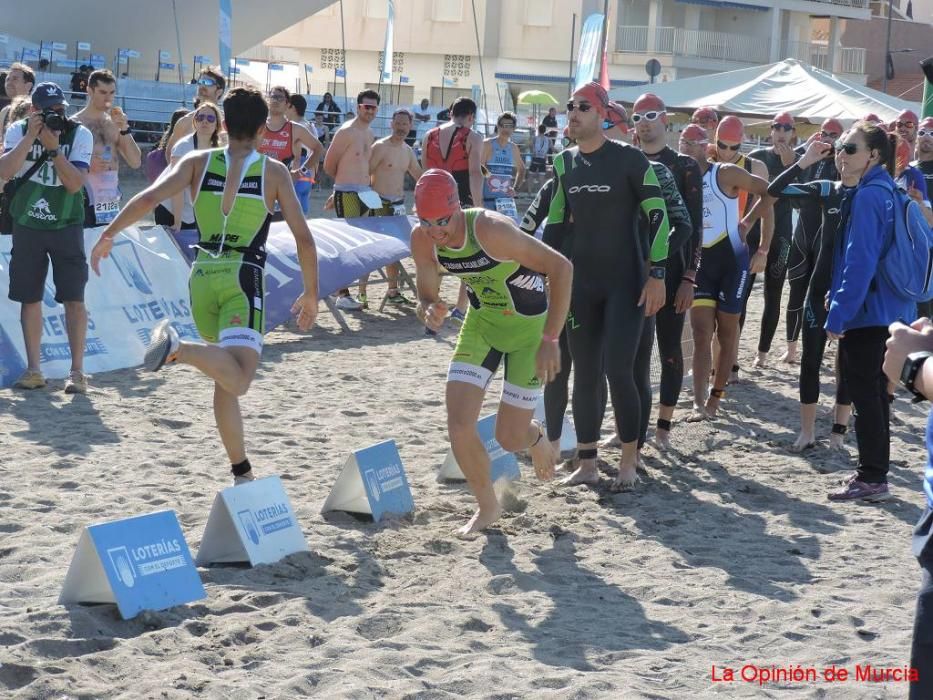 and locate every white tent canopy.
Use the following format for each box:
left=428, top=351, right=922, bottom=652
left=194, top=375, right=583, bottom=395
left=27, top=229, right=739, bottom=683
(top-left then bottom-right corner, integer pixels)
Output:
left=609, top=59, right=921, bottom=124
